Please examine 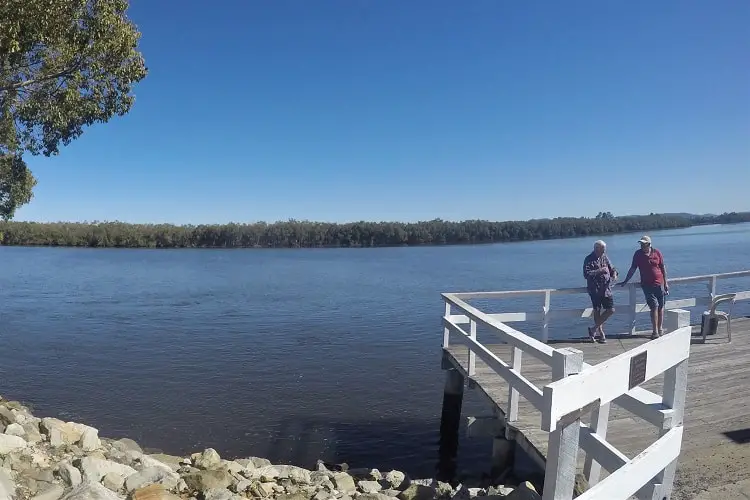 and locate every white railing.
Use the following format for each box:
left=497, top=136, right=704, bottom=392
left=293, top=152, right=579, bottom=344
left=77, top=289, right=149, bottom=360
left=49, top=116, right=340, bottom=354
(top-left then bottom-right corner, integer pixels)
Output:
left=542, top=310, right=691, bottom=500
left=442, top=287, right=694, bottom=499
left=447, top=270, right=750, bottom=342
